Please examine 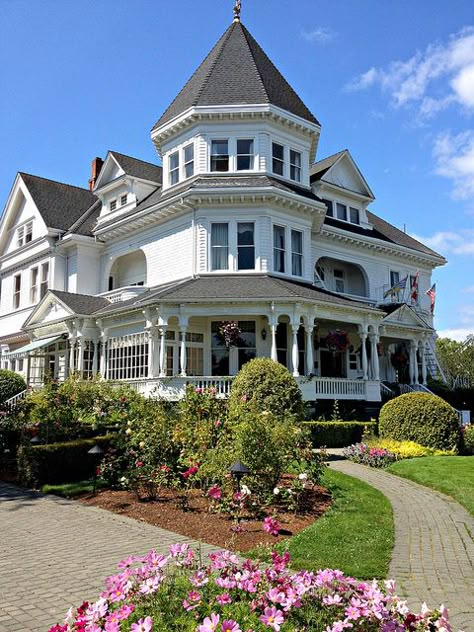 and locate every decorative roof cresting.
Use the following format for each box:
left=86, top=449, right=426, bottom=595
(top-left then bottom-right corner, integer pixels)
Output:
left=233, top=0, right=241, bottom=22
